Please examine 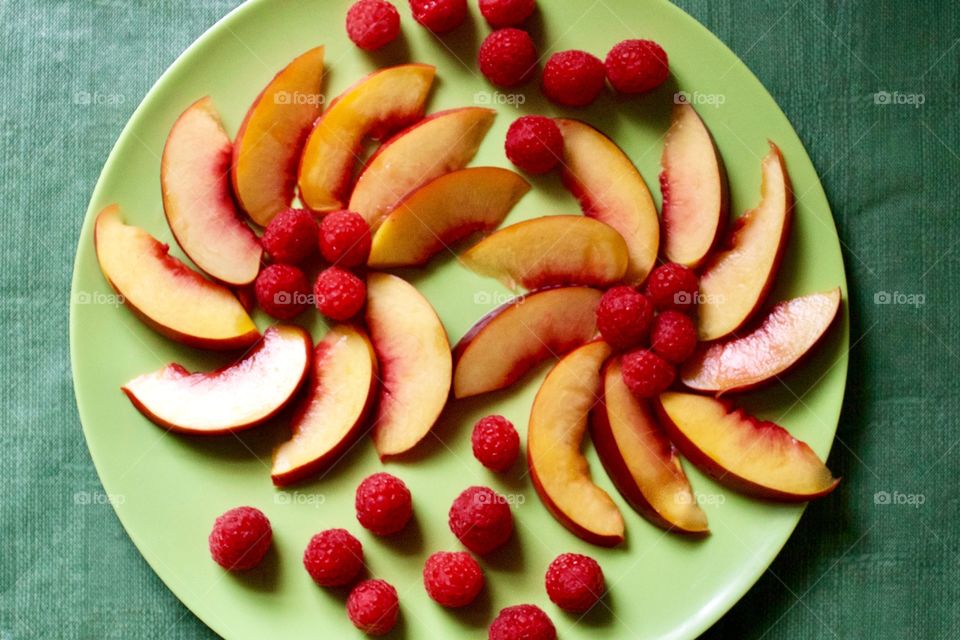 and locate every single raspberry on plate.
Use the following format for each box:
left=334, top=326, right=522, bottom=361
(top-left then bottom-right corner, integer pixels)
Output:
left=347, top=579, right=399, bottom=636
left=479, top=0, right=536, bottom=27
left=621, top=348, right=675, bottom=398
left=489, top=604, right=556, bottom=640
left=471, top=415, right=520, bottom=472
left=448, top=486, right=514, bottom=555
left=542, top=50, right=606, bottom=107
left=319, top=210, right=372, bottom=267
left=544, top=553, right=605, bottom=613
left=478, top=28, right=538, bottom=88
left=355, top=472, right=413, bottom=536
left=645, top=262, right=699, bottom=313
left=346, top=0, right=401, bottom=50
left=314, top=267, right=366, bottom=321
left=261, top=207, right=318, bottom=265
left=409, top=0, right=467, bottom=33
left=423, top=551, right=485, bottom=608
left=605, top=39, right=669, bottom=94
left=650, top=310, right=698, bottom=364
left=303, top=528, right=364, bottom=586
left=596, top=285, right=655, bottom=351
left=254, top=264, right=310, bottom=320
left=504, top=115, right=563, bottom=175
left=208, top=506, right=272, bottom=571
